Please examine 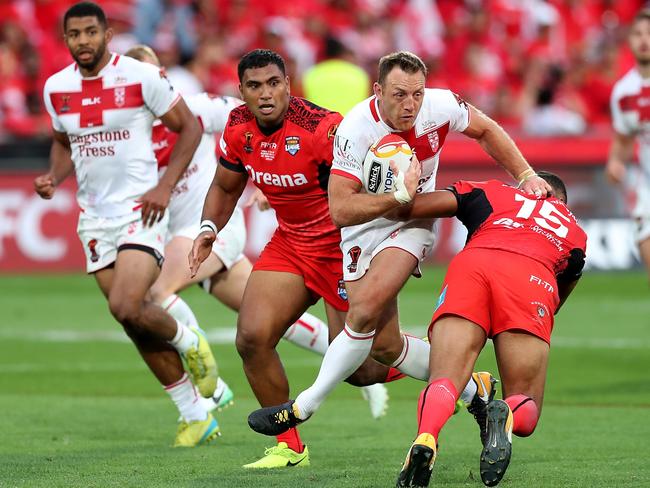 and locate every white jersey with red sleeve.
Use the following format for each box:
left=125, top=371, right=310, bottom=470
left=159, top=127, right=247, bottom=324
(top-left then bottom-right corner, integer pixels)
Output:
left=332, top=89, right=470, bottom=280
left=610, top=68, right=650, bottom=224
left=43, top=53, right=180, bottom=218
